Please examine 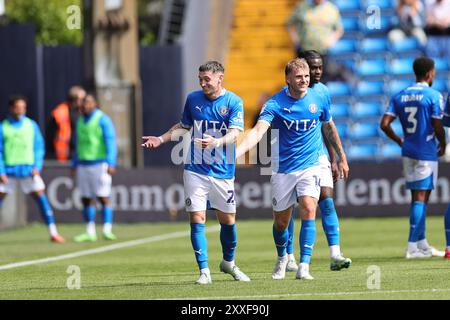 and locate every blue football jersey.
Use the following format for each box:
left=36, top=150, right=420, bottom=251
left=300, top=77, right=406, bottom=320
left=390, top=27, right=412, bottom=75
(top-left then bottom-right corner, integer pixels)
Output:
left=258, top=87, right=331, bottom=173
left=180, top=89, right=244, bottom=179
left=311, top=82, right=331, bottom=106
left=385, top=82, right=443, bottom=161
left=311, top=82, right=332, bottom=156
